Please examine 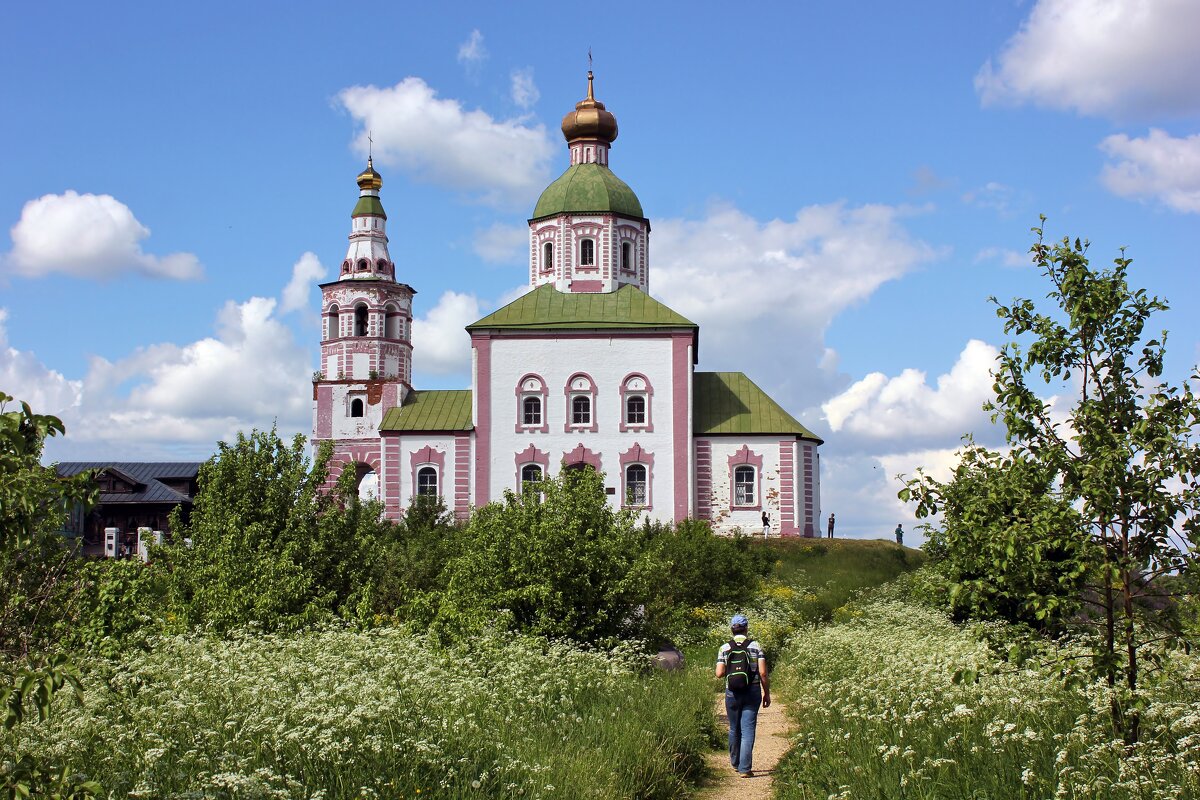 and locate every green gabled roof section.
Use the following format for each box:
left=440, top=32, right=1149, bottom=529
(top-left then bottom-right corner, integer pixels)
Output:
left=352, top=195, right=386, bottom=218
left=467, top=283, right=697, bottom=331
left=380, top=390, right=473, bottom=432
left=693, top=372, right=822, bottom=442
left=532, top=163, right=644, bottom=219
